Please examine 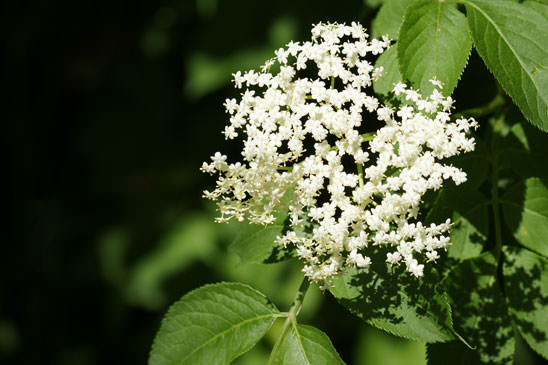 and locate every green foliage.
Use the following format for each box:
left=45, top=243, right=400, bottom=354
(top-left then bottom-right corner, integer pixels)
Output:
left=275, top=324, right=345, bottom=364
left=372, top=0, right=413, bottom=39
left=152, top=2, right=548, bottom=364
left=426, top=187, right=489, bottom=261
left=464, top=0, right=548, bottom=131
left=398, top=0, right=472, bottom=95
left=374, top=45, right=402, bottom=96
left=229, top=220, right=287, bottom=264
left=229, top=191, right=294, bottom=264
left=503, top=247, right=548, bottom=359
left=330, top=256, right=454, bottom=343
left=149, top=283, right=280, bottom=365
left=442, top=253, right=515, bottom=364
left=501, top=178, right=548, bottom=257
left=500, top=115, right=548, bottom=178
